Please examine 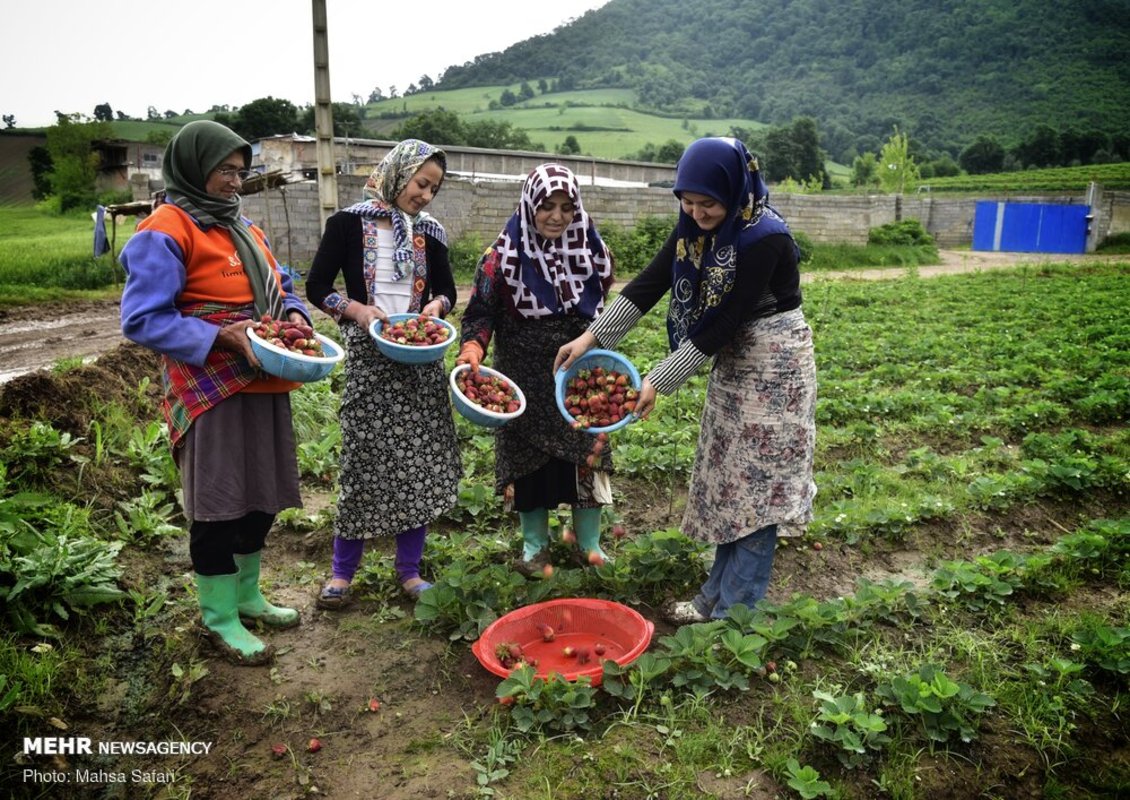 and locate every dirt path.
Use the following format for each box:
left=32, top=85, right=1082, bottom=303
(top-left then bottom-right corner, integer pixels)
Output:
left=0, top=250, right=1113, bottom=384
